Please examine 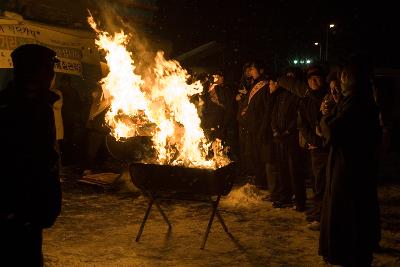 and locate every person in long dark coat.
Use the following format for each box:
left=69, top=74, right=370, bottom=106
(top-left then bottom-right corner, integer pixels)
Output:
left=0, top=44, right=62, bottom=266
left=240, top=61, right=269, bottom=188
left=269, top=75, right=306, bottom=210
left=318, top=57, right=381, bottom=266
left=236, top=63, right=254, bottom=177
